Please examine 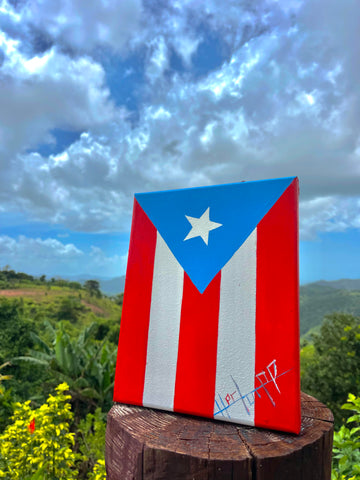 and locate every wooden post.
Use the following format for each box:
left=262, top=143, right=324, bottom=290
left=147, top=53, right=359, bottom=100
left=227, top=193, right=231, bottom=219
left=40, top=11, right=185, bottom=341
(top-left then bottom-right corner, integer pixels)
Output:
left=105, top=392, right=333, bottom=480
